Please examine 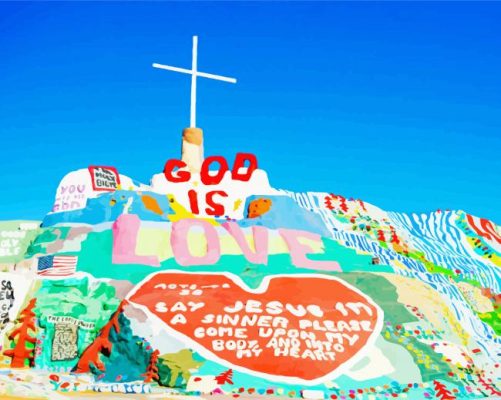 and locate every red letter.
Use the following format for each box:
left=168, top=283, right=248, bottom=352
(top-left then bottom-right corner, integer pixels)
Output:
left=200, top=156, right=228, bottom=185
left=205, top=190, right=228, bottom=216
left=231, top=153, right=258, bottom=182
left=164, top=159, right=190, bottom=183
left=188, top=189, right=200, bottom=215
